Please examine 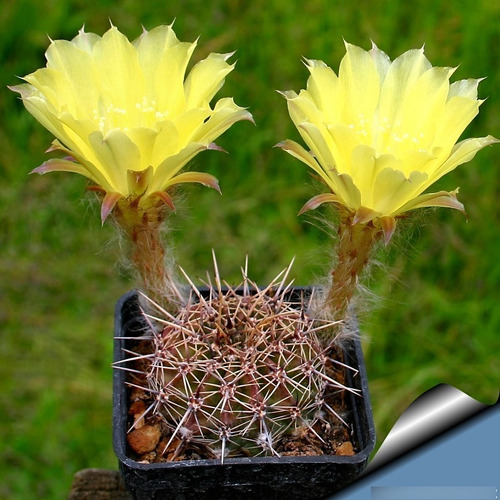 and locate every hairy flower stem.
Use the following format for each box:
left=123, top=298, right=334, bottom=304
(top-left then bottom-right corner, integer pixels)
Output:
left=113, top=199, right=181, bottom=311
left=323, top=208, right=382, bottom=323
